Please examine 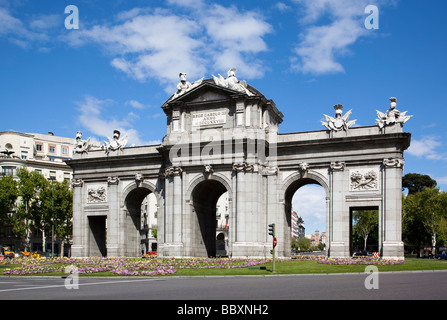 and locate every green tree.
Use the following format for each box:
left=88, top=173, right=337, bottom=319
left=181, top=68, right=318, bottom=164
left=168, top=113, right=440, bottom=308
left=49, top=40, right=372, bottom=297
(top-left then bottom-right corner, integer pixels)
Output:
left=292, top=237, right=311, bottom=251
left=0, top=175, right=18, bottom=226
left=402, top=173, right=437, bottom=195
left=402, top=193, right=431, bottom=255
left=15, top=168, right=49, bottom=251
left=39, top=179, right=72, bottom=256
left=403, top=188, right=447, bottom=255
left=352, top=210, right=378, bottom=251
